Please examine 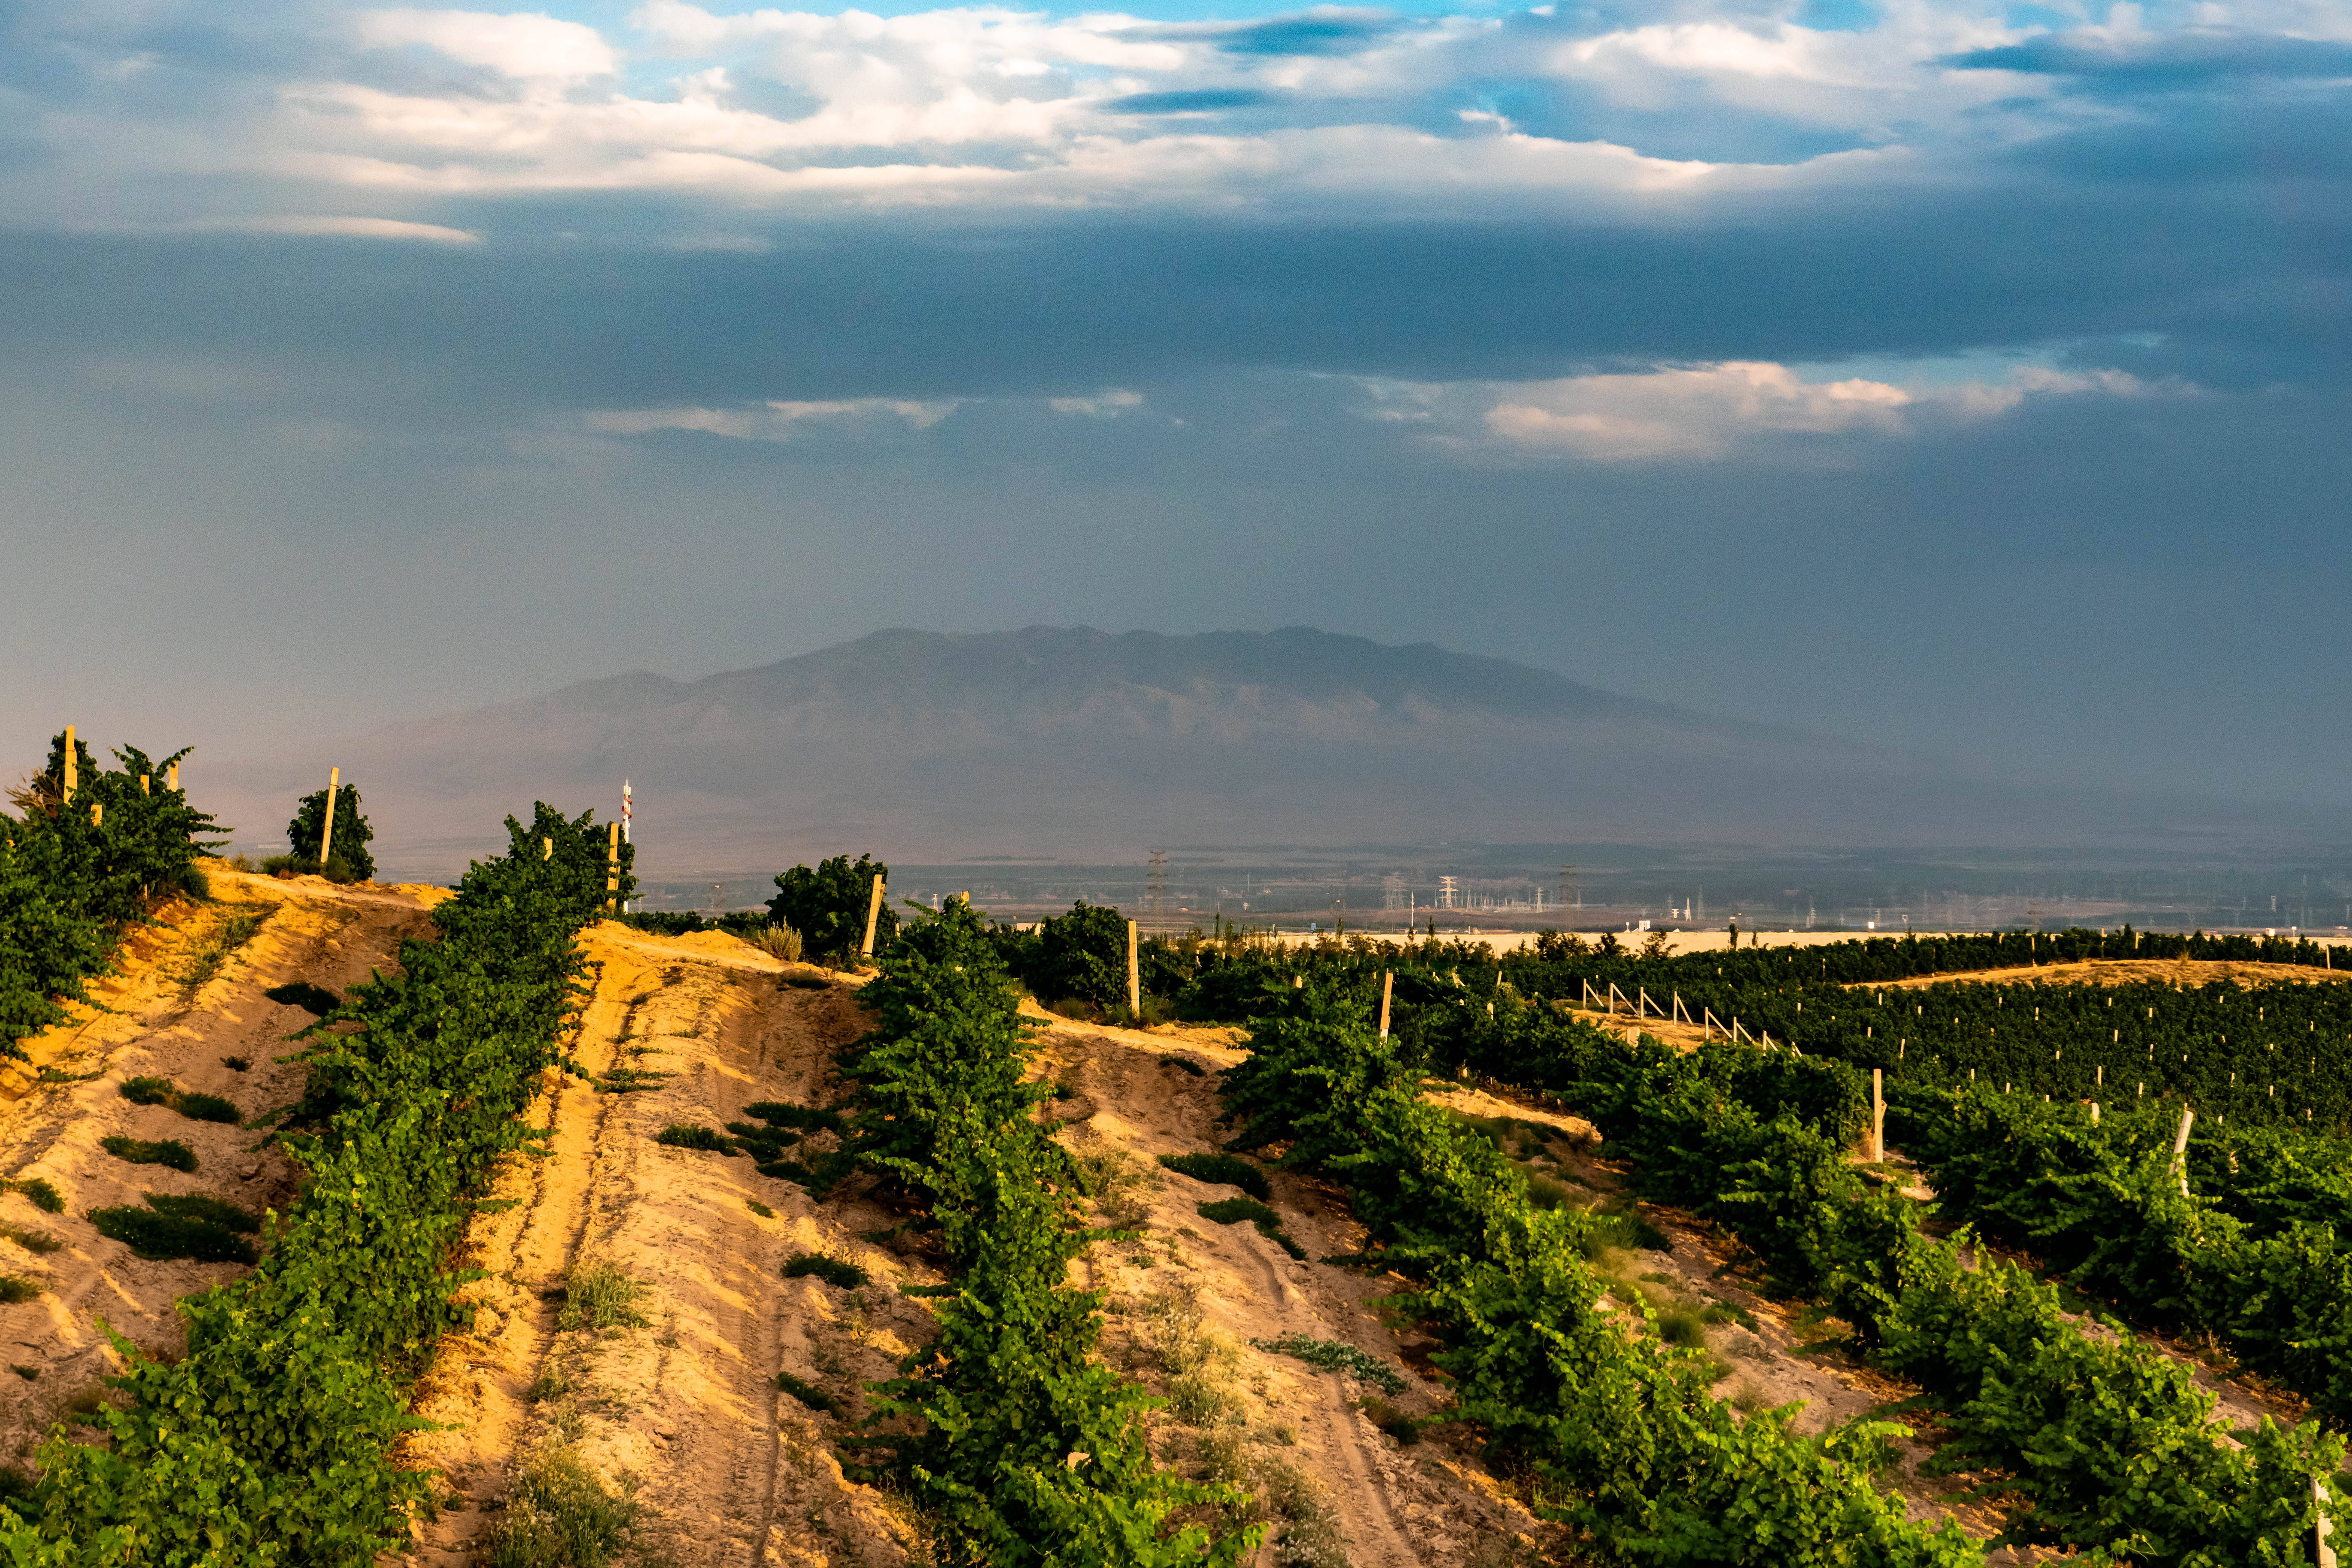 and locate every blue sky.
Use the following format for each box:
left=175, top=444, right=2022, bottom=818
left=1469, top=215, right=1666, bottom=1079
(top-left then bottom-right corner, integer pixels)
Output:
left=1, top=0, right=2347, bottom=811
